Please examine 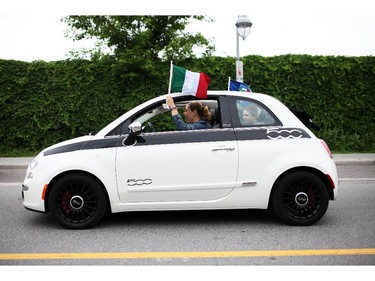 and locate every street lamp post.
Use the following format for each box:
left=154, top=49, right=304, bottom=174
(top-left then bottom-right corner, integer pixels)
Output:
left=235, top=15, right=252, bottom=82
